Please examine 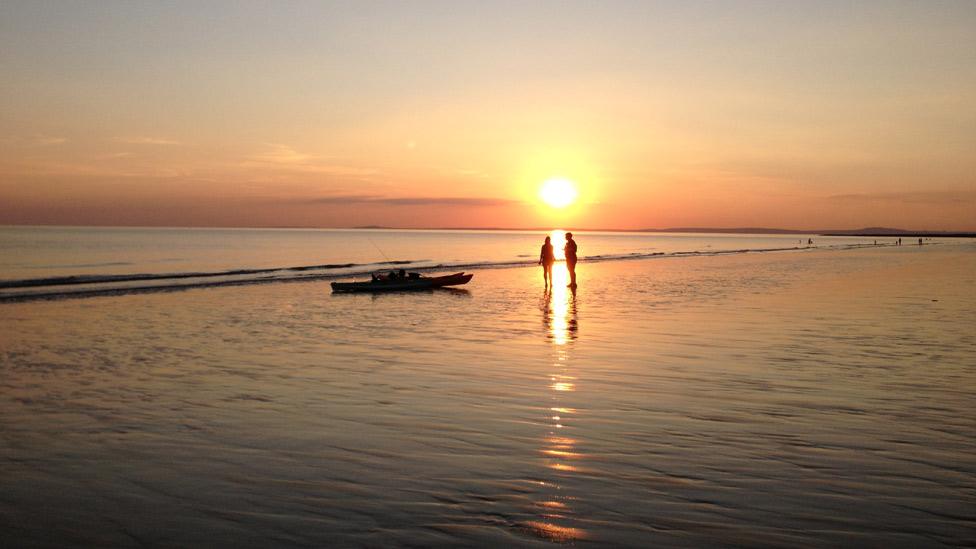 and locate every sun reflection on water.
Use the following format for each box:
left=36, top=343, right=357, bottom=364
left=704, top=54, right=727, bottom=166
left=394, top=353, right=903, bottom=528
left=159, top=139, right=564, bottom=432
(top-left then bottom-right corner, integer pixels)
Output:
left=546, top=267, right=576, bottom=345
left=526, top=259, right=585, bottom=542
